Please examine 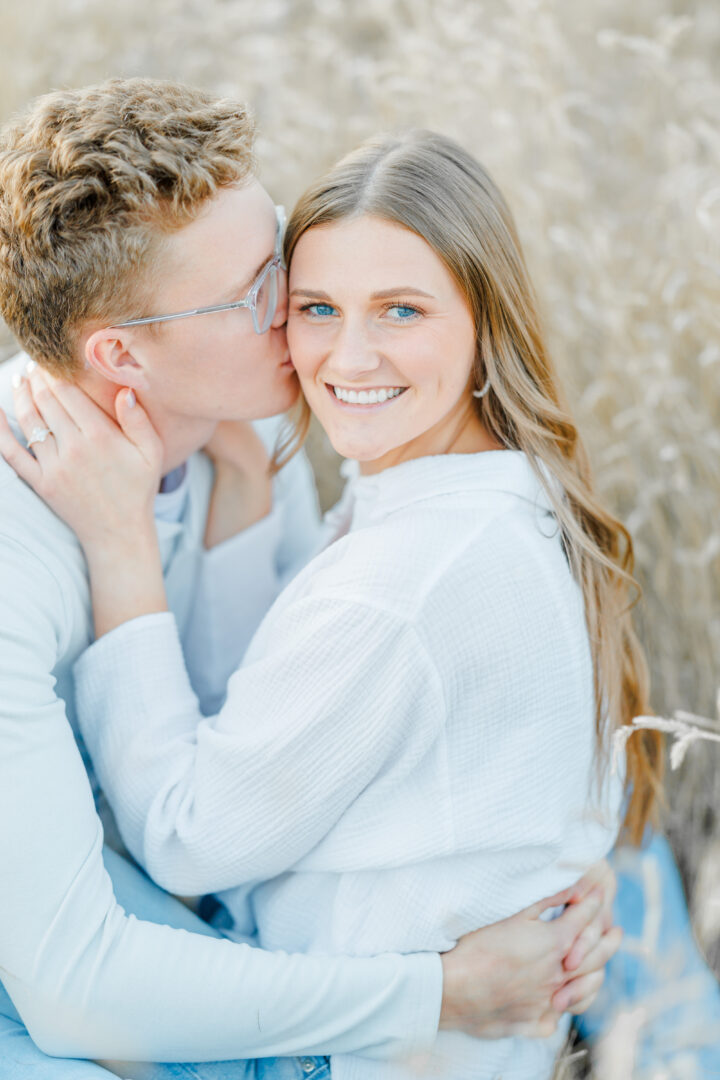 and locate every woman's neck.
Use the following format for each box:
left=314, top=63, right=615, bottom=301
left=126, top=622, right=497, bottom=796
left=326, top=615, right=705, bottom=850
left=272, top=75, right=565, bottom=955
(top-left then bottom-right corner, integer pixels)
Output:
left=359, top=407, right=503, bottom=476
